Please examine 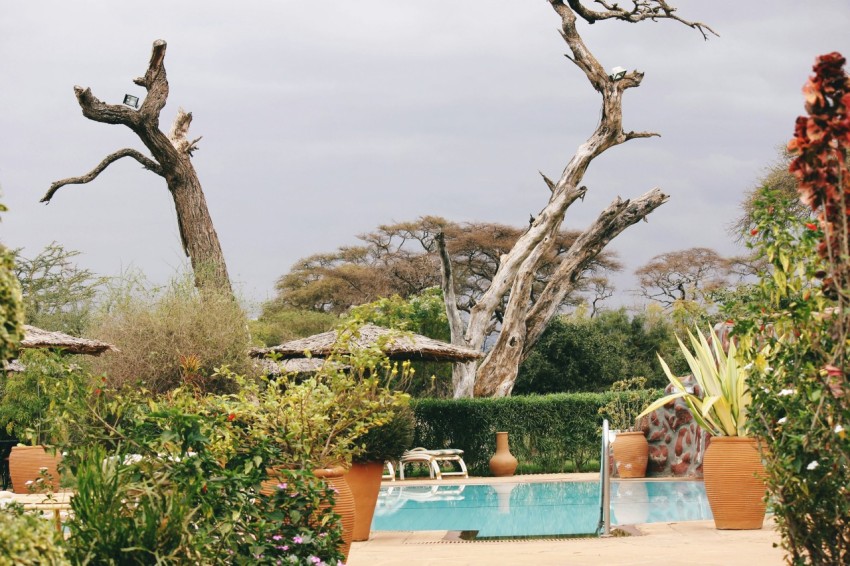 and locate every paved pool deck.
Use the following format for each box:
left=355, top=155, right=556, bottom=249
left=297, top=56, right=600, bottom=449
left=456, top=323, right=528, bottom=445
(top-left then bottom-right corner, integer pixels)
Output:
left=347, top=473, right=785, bottom=566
